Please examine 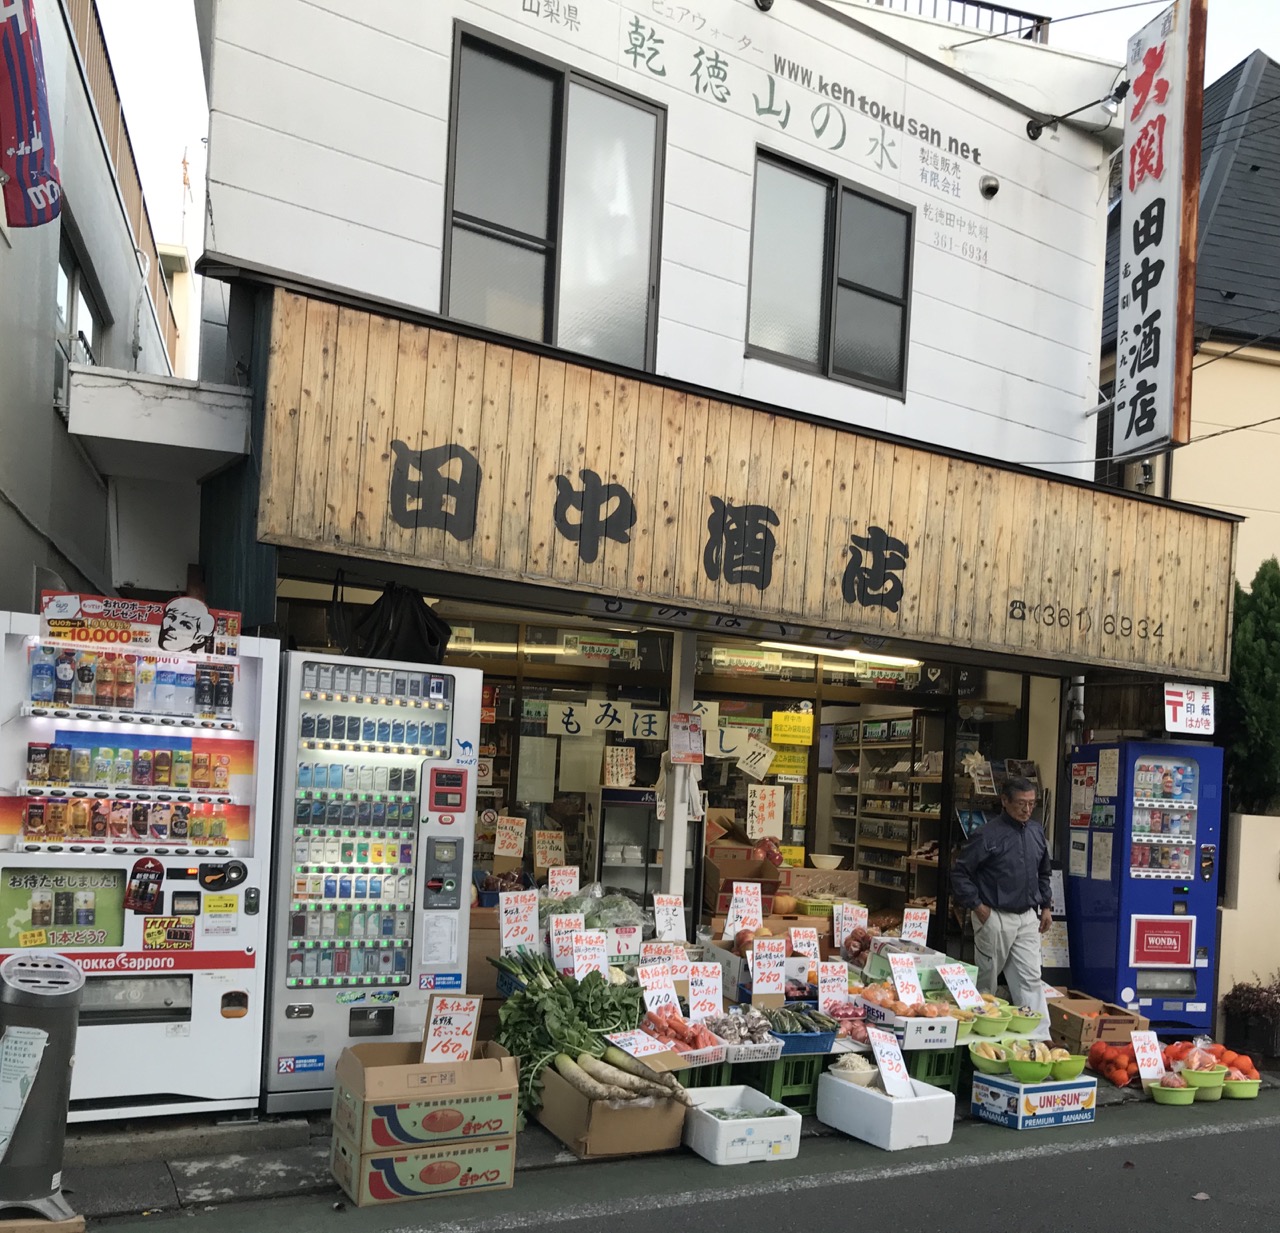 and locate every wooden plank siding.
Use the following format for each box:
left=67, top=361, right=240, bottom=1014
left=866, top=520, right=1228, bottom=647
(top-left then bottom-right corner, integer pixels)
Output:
left=257, top=290, right=1236, bottom=679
